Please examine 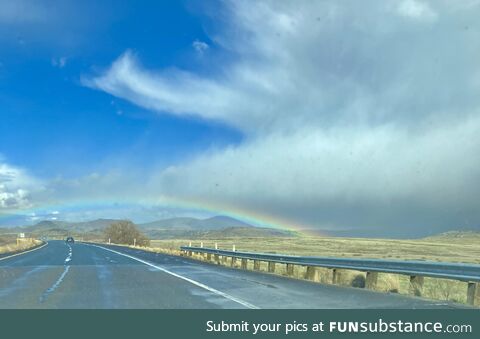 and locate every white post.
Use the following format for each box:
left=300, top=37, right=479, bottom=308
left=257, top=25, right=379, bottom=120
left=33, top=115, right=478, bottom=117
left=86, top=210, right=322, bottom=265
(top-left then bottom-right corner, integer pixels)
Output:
left=215, top=243, right=218, bottom=249
left=189, top=241, right=192, bottom=247
left=200, top=242, right=204, bottom=248
left=134, top=238, right=136, bottom=247
left=233, top=244, right=236, bottom=252
left=108, top=238, right=111, bottom=244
